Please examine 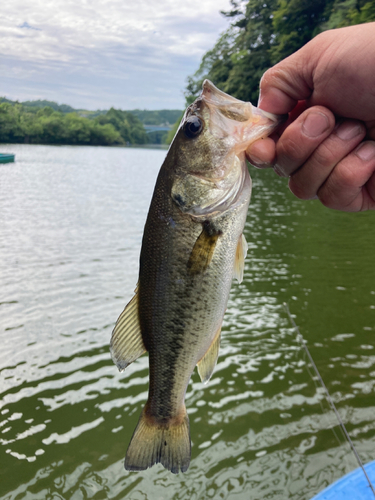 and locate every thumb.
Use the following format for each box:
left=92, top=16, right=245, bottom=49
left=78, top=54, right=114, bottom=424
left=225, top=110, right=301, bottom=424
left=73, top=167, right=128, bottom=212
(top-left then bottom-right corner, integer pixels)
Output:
left=258, top=46, right=315, bottom=115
